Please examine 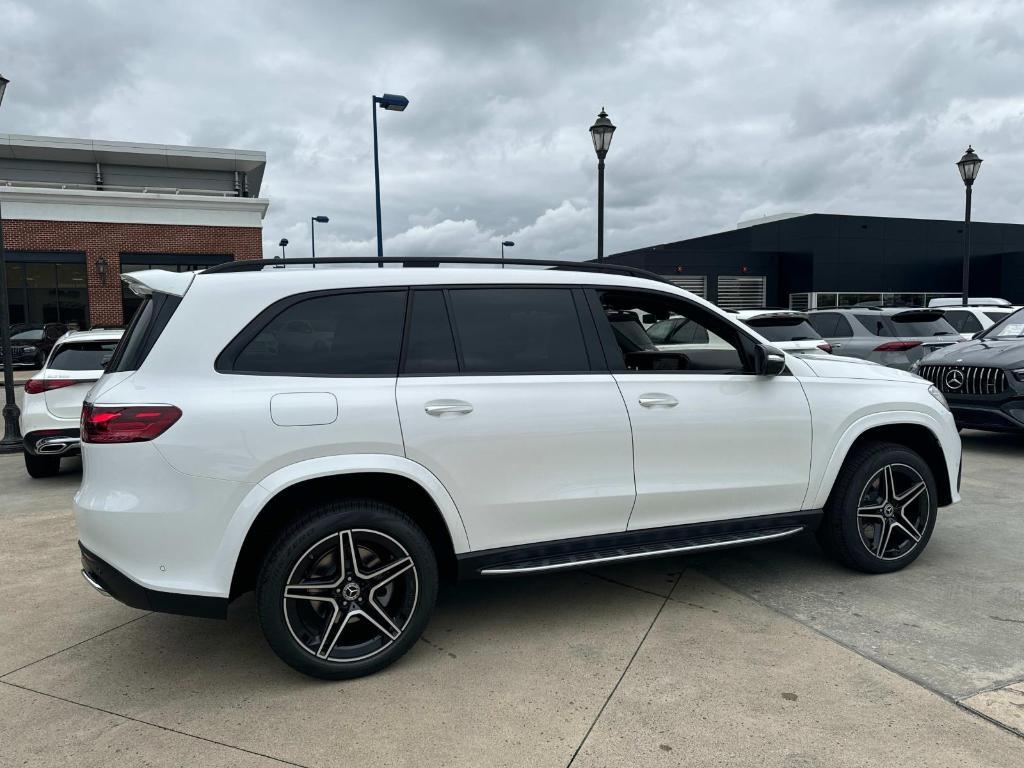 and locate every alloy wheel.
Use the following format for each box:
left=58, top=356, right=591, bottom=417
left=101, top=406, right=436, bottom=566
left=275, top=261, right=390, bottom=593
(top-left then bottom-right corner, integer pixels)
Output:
left=282, top=528, right=418, bottom=663
left=856, top=463, right=930, bottom=561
